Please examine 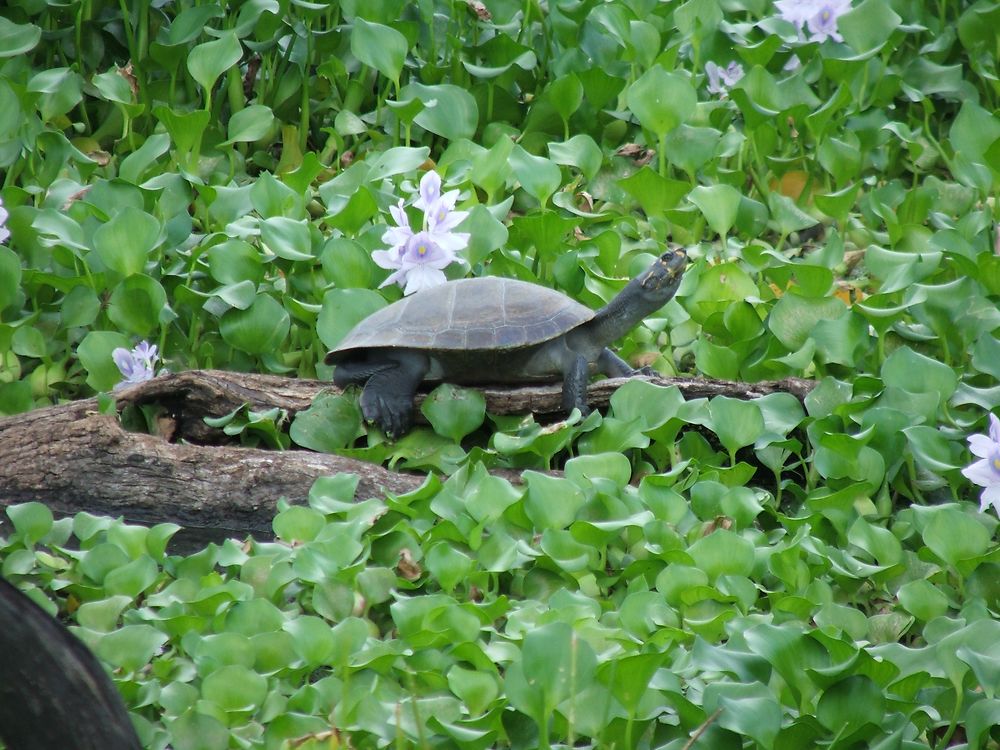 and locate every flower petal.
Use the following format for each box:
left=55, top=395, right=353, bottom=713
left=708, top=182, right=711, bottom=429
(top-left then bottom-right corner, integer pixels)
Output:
left=403, top=265, right=447, bottom=295
left=981, top=483, right=1000, bottom=515
left=962, top=458, right=1000, bottom=488
left=372, top=248, right=404, bottom=270
left=968, top=434, right=997, bottom=459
